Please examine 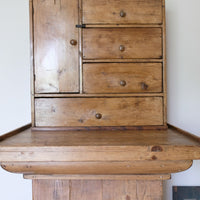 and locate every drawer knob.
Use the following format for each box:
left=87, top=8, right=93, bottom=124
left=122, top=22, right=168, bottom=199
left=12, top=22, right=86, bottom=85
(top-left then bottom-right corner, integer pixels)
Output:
left=119, top=45, right=125, bottom=52
left=141, top=82, right=148, bottom=90
left=70, top=39, right=77, bottom=46
left=120, top=10, right=126, bottom=17
left=95, top=113, right=102, bottom=119
left=120, top=80, right=126, bottom=87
